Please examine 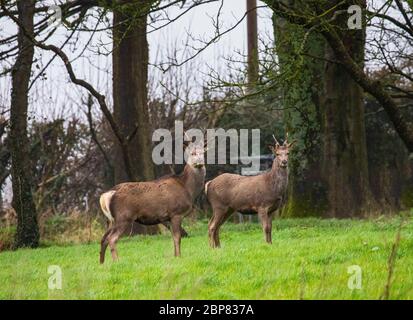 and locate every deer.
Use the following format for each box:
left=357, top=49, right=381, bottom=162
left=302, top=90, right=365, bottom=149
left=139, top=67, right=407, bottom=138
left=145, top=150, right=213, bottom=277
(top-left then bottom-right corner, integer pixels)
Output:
left=205, top=135, right=294, bottom=248
left=99, top=141, right=206, bottom=264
